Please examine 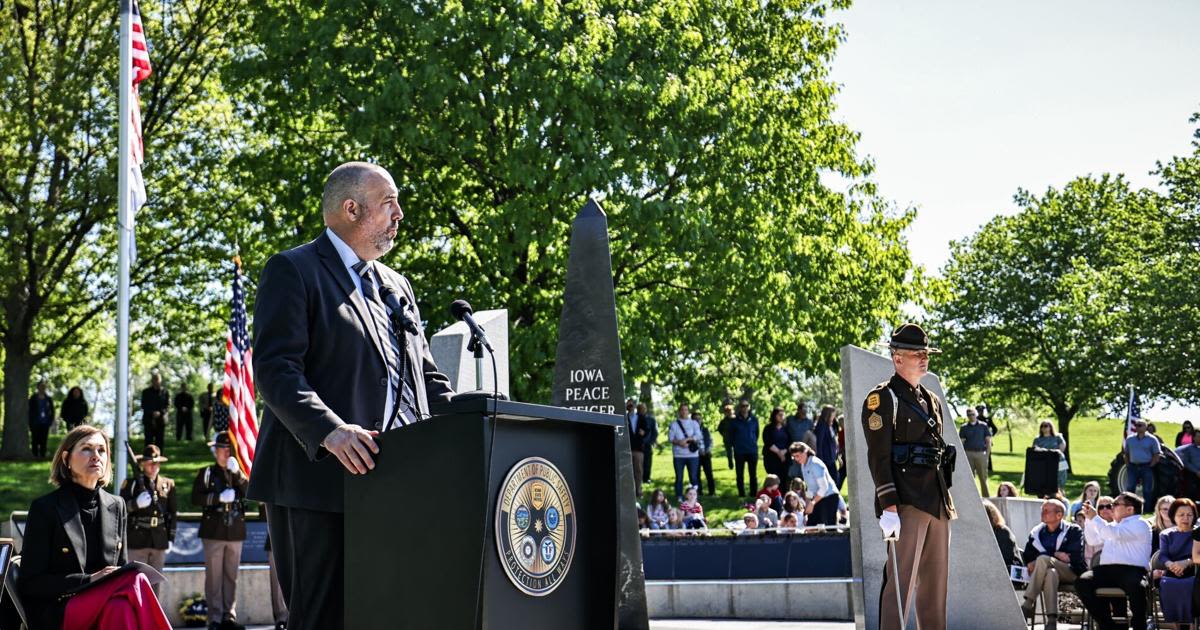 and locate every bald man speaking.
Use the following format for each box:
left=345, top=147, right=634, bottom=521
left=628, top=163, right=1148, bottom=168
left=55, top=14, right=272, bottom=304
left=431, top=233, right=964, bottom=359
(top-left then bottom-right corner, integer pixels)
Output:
left=249, top=162, right=454, bottom=629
